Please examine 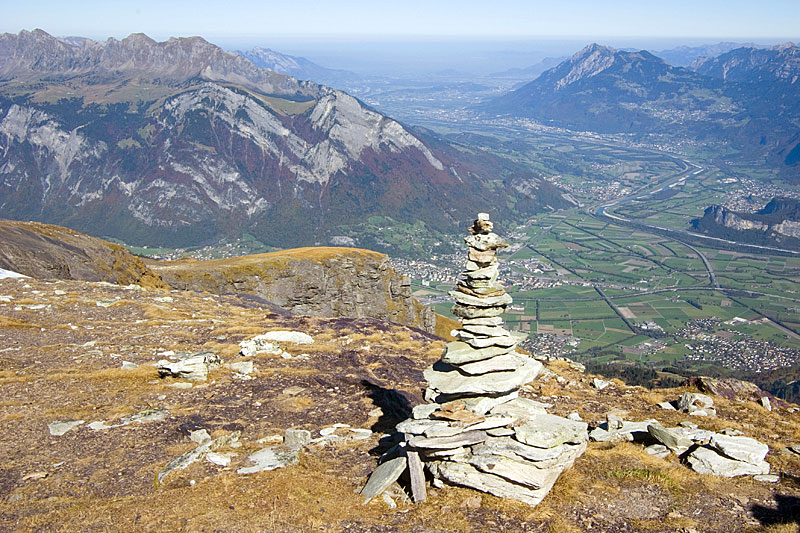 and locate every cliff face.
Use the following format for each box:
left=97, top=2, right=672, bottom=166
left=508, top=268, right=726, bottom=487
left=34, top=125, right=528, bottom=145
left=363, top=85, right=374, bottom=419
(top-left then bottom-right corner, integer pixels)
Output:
left=691, top=201, right=800, bottom=248
left=149, top=247, right=435, bottom=332
left=0, top=220, right=166, bottom=288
